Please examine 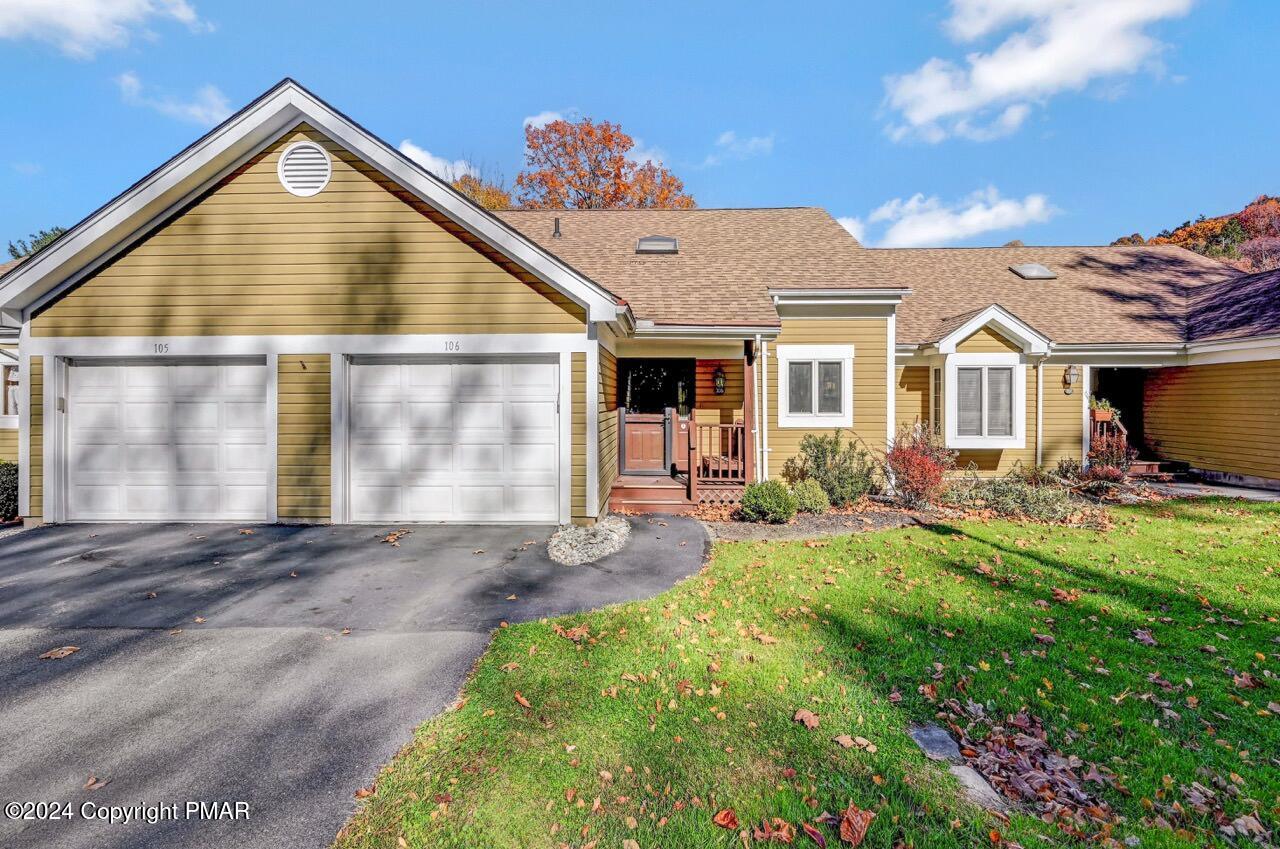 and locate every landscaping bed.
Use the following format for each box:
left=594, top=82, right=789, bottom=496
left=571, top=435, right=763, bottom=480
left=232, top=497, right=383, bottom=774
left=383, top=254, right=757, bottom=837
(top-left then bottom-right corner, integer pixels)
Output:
left=702, top=501, right=923, bottom=542
left=335, top=498, right=1280, bottom=849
